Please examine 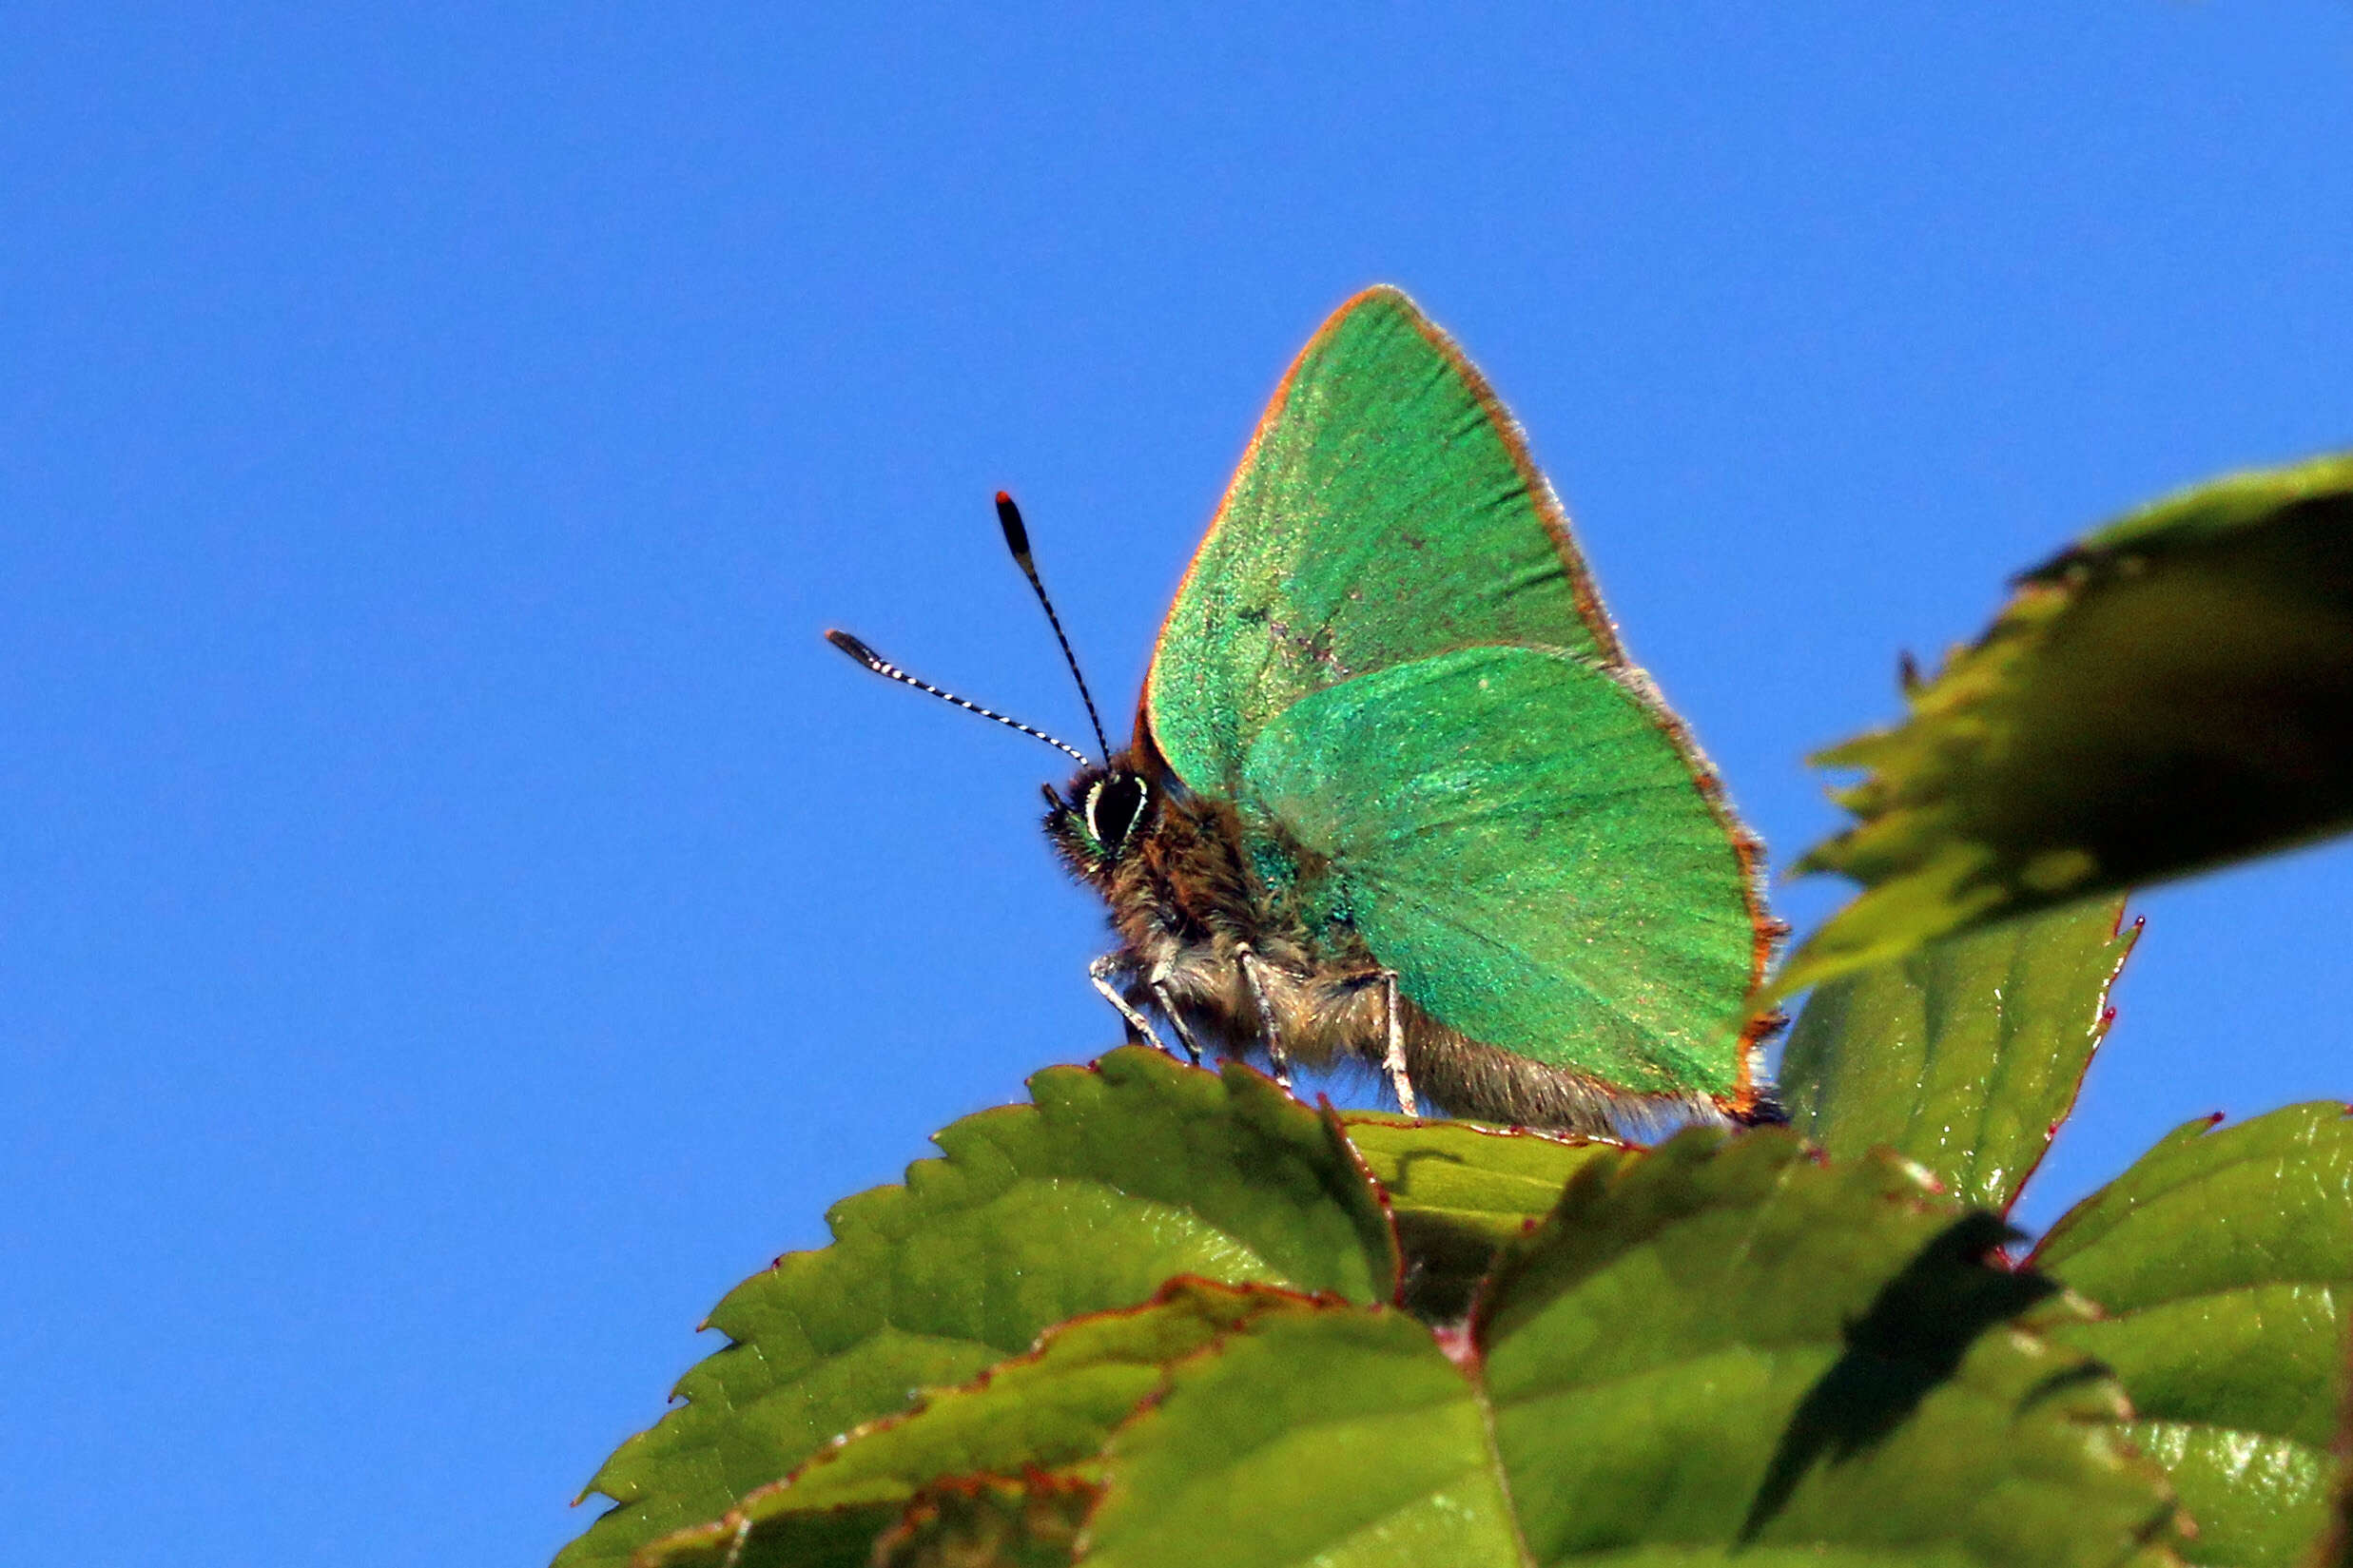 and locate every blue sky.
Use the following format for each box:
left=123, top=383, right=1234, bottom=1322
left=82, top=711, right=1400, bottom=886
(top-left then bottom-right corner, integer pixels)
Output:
left=6, top=7, right=2351, bottom=1564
